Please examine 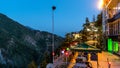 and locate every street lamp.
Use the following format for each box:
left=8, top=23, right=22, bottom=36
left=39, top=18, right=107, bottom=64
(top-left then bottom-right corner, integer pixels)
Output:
left=52, top=6, right=56, bottom=63
left=65, top=52, right=69, bottom=65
